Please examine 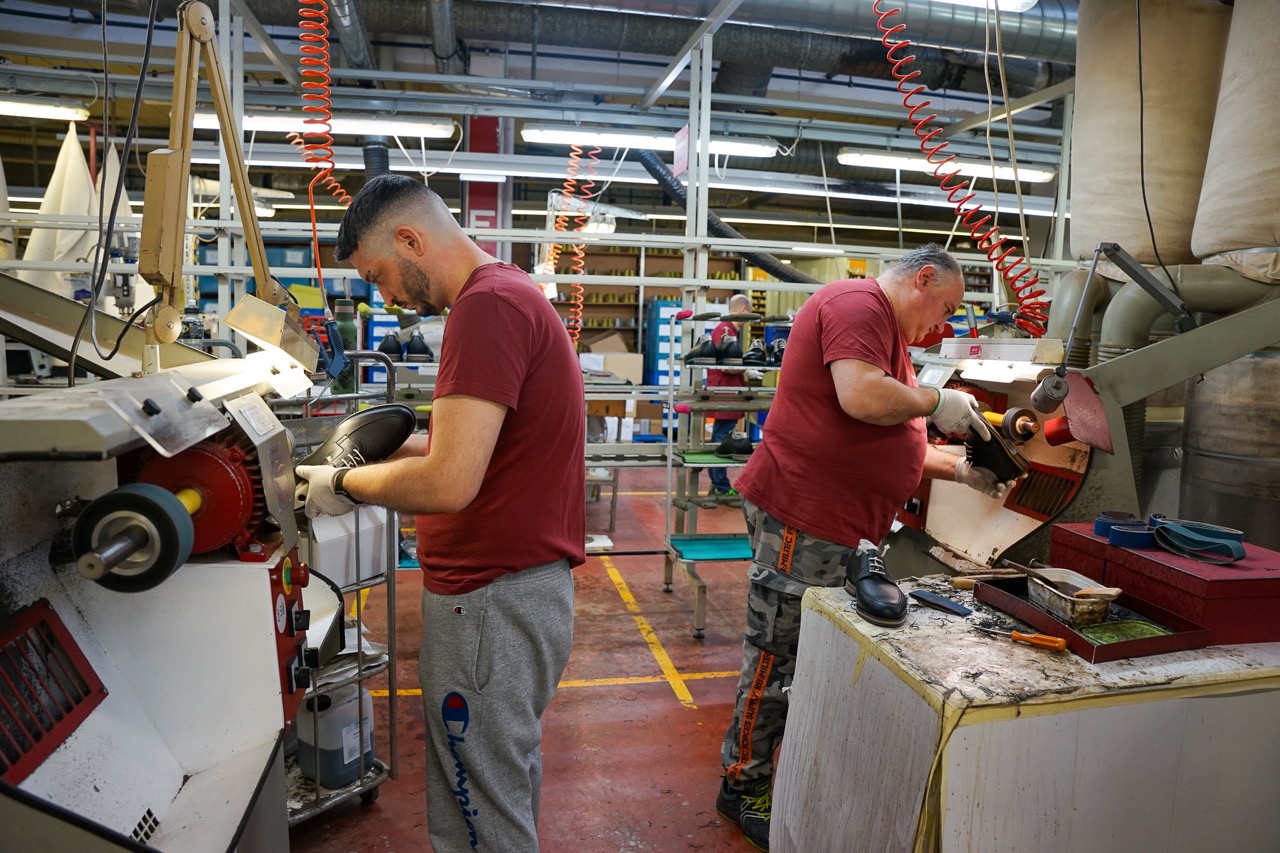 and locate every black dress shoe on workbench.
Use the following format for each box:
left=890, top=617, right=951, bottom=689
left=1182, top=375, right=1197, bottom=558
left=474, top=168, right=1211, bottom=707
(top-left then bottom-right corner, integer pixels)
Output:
left=715, top=430, right=754, bottom=461
left=717, top=331, right=743, bottom=365
left=844, top=540, right=907, bottom=628
left=299, top=403, right=417, bottom=470
left=683, top=334, right=718, bottom=365
left=768, top=337, right=787, bottom=366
